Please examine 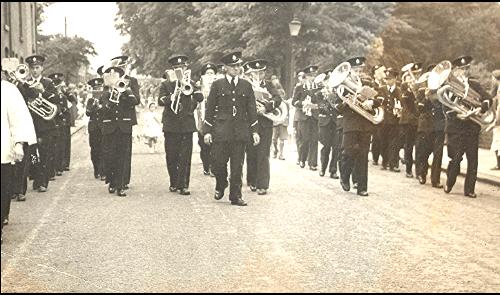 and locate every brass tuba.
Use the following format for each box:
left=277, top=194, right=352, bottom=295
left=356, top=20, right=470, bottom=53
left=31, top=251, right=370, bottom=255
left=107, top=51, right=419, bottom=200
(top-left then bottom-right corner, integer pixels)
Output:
left=428, top=60, right=496, bottom=131
left=328, top=62, right=384, bottom=124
